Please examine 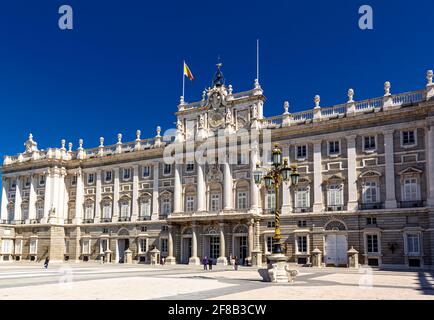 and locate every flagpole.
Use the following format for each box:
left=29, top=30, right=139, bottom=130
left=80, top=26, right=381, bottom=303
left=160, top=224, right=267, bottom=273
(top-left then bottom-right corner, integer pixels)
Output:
left=182, top=60, right=185, bottom=99
left=256, top=39, right=259, bottom=81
